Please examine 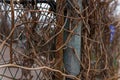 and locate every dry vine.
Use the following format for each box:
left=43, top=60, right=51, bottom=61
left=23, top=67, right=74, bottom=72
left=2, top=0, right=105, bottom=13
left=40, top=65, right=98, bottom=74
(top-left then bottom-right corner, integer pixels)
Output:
left=0, top=0, right=120, bottom=80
